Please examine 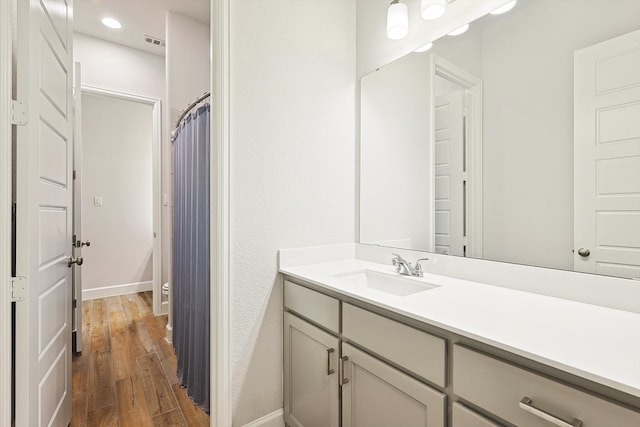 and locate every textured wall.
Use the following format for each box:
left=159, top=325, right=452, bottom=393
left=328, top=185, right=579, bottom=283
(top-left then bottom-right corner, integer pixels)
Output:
left=229, top=0, right=356, bottom=424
